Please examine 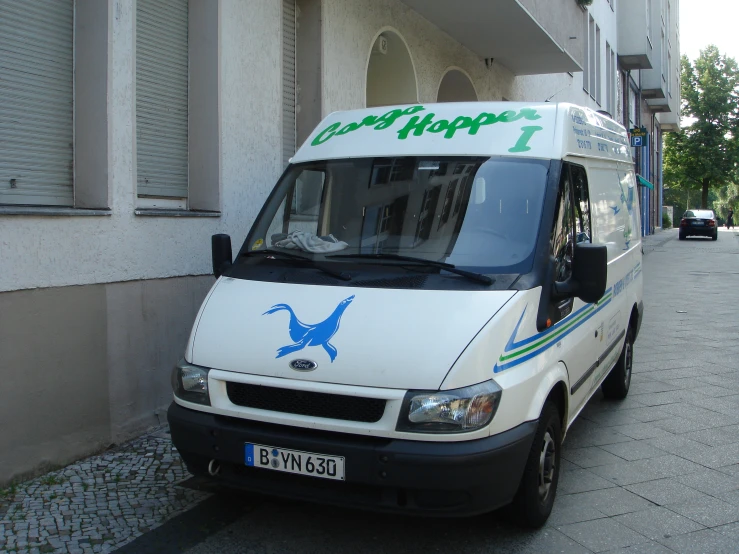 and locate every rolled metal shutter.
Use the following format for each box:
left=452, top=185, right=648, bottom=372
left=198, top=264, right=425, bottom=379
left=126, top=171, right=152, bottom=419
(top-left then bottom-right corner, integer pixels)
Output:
left=136, top=0, right=189, bottom=198
left=0, top=0, right=74, bottom=206
left=282, top=0, right=296, bottom=167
